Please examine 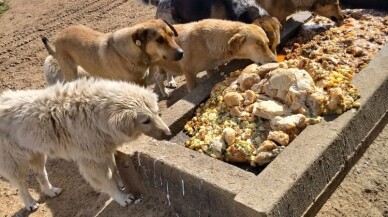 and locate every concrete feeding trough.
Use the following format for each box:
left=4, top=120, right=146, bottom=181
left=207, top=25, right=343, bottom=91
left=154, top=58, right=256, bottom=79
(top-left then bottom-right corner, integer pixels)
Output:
left=116, top=12, right=388, bottom=217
